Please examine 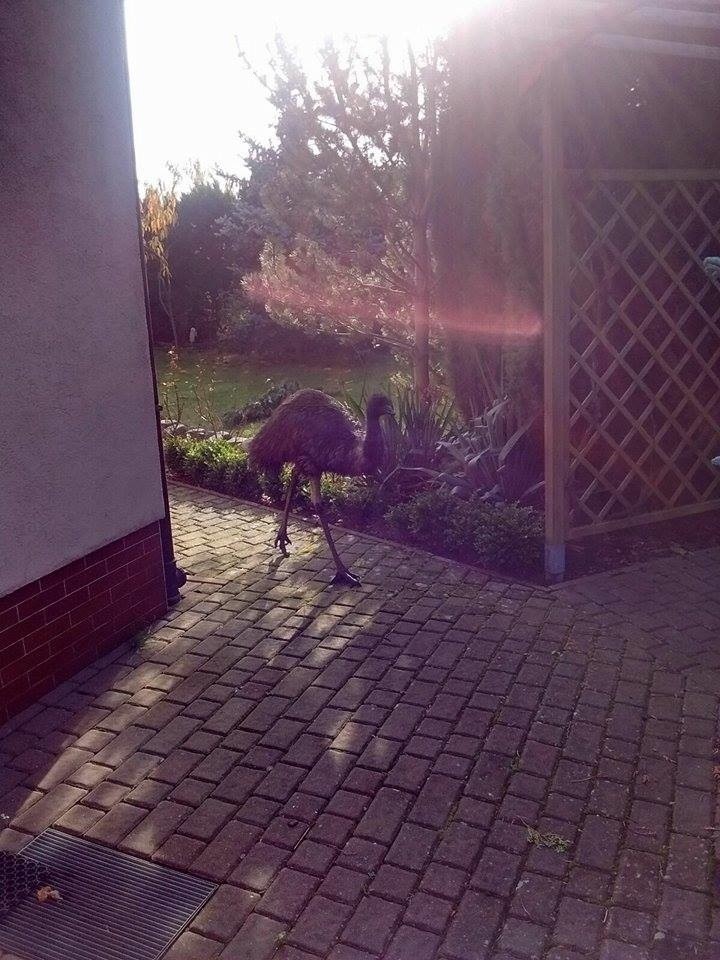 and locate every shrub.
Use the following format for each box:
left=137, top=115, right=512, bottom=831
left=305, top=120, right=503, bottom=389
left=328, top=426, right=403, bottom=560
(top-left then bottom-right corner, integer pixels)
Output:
left=163, top=435, right=187, bottom=472
left=473, top=503, right=544, bottom=573
left=435, top=398, right=544, bottom=506
left=164, top=437, right=260, bottom=500
left=386, top=488, right=543, bottom=574
left=386, top=488, right=476, bottom=553
left=223, top=380, right=299, bottom=428
left=324, top=478, right=384, bottom=526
